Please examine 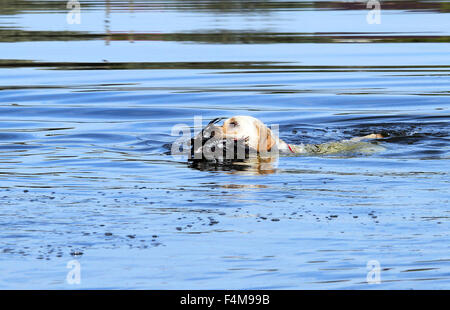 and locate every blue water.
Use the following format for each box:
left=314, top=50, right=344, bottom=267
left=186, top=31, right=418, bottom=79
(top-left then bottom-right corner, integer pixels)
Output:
left=0, top=0, right=449, bottom=289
